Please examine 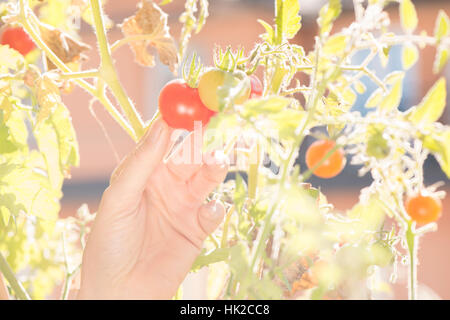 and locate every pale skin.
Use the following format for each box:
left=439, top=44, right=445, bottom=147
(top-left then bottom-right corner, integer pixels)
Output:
left=76, top=118, right=228, bottom=299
